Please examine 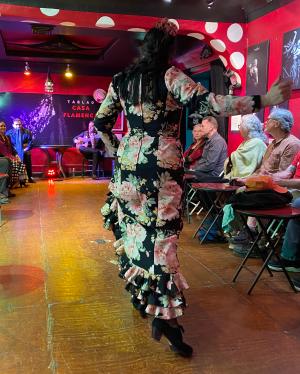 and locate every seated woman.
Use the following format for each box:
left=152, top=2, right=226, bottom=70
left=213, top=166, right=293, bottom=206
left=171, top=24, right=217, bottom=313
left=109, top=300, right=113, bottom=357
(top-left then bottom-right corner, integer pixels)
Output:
left=183, top=124, right=205, bottom=170
left=223, top=114, right=267, bottom=254
left=224, top=114, right=267, bottom=179
left=0, top=120, right=27, bottom=187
